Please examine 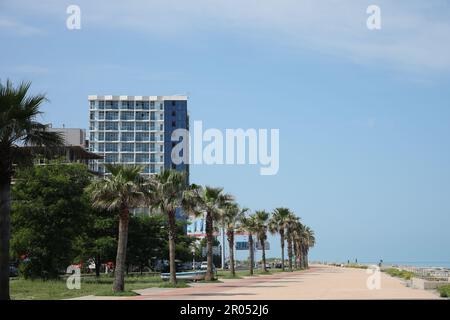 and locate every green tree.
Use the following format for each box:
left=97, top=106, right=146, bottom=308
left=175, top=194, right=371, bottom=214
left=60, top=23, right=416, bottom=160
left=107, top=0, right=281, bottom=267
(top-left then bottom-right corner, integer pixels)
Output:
left=184, top=186, right=233, bottom=281
left=221, top=203, right=247, bottom=277
left=74, top=207, right=117, bottom=277
left=146, top=169, right=189, bottom=284
left=86, top=164, right=146, bottom=292
left=0, top=79, right=63, bottom=300
left=254, top=210, right=270, bottom=272
left=127, top=214, right=166, bottom=274
left=285, top=213, right=300, bottom=272
left=268, top=208, right=291, bottom=271
left=239, top=214, right=258, bottom=275
left=11, top=163, right=91, bottom=279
